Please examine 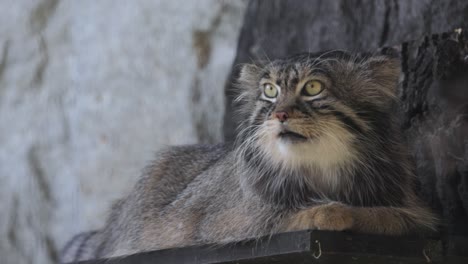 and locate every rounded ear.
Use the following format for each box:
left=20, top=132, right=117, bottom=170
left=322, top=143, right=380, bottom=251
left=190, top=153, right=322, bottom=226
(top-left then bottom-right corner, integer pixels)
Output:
left=367, top=56, right=401, bottom=97
left=233, top=63, right=263, bottom=103
left=238, top=63, right=262, bottom=83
